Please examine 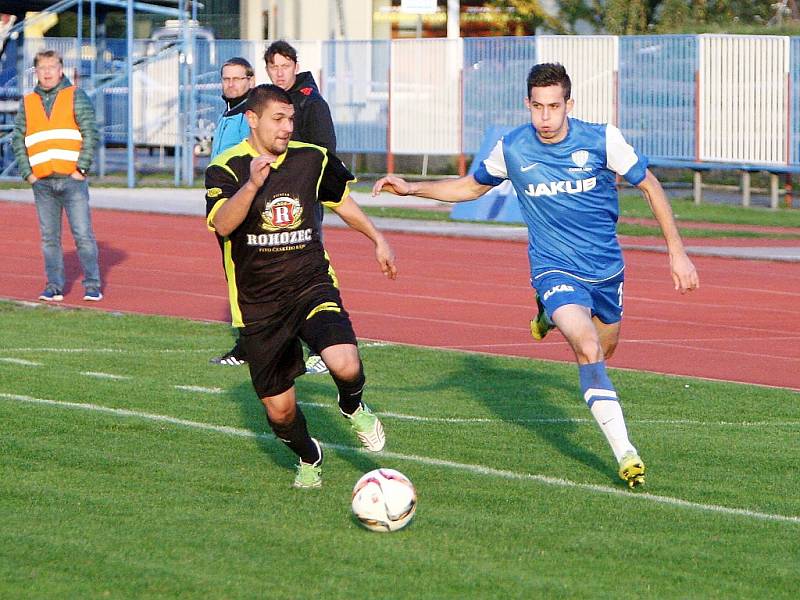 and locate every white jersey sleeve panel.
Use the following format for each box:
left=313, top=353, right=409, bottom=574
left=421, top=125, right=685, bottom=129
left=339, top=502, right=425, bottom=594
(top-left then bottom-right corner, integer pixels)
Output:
left=605, top=124, right=639, bottom=177
left=483, top=139, right=508, bottom=179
